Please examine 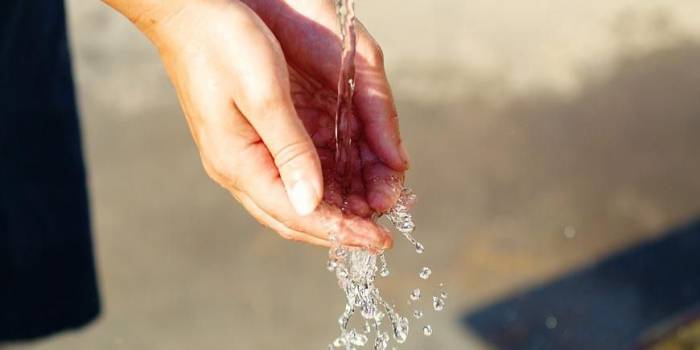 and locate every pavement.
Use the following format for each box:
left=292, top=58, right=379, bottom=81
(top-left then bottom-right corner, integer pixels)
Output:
left=6, top=1, right=700, bottom=349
